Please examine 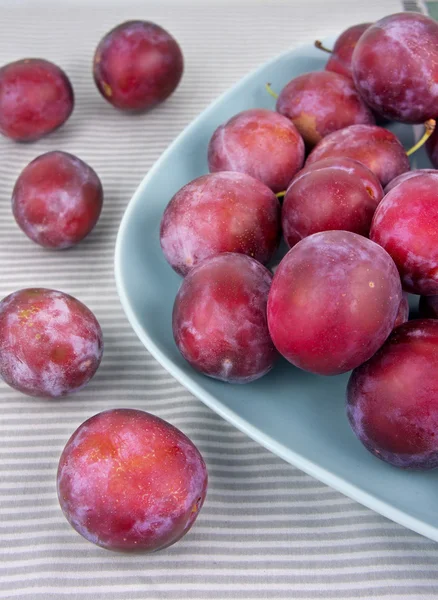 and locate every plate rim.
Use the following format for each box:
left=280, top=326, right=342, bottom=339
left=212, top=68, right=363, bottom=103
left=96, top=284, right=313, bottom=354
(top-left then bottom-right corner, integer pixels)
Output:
left=114, top=38, right=438, bottom=544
